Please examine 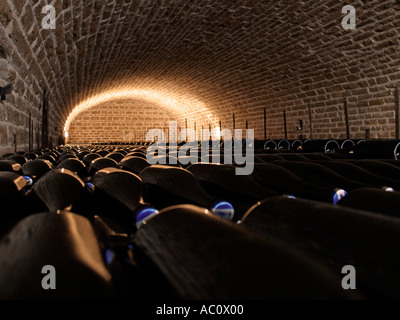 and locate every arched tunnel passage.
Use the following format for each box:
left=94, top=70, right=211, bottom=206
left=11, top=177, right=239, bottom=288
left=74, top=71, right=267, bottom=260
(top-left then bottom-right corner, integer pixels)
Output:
left=0, top=1, right=398, bottom=154
left=1, top=0, right=400, bottom=302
